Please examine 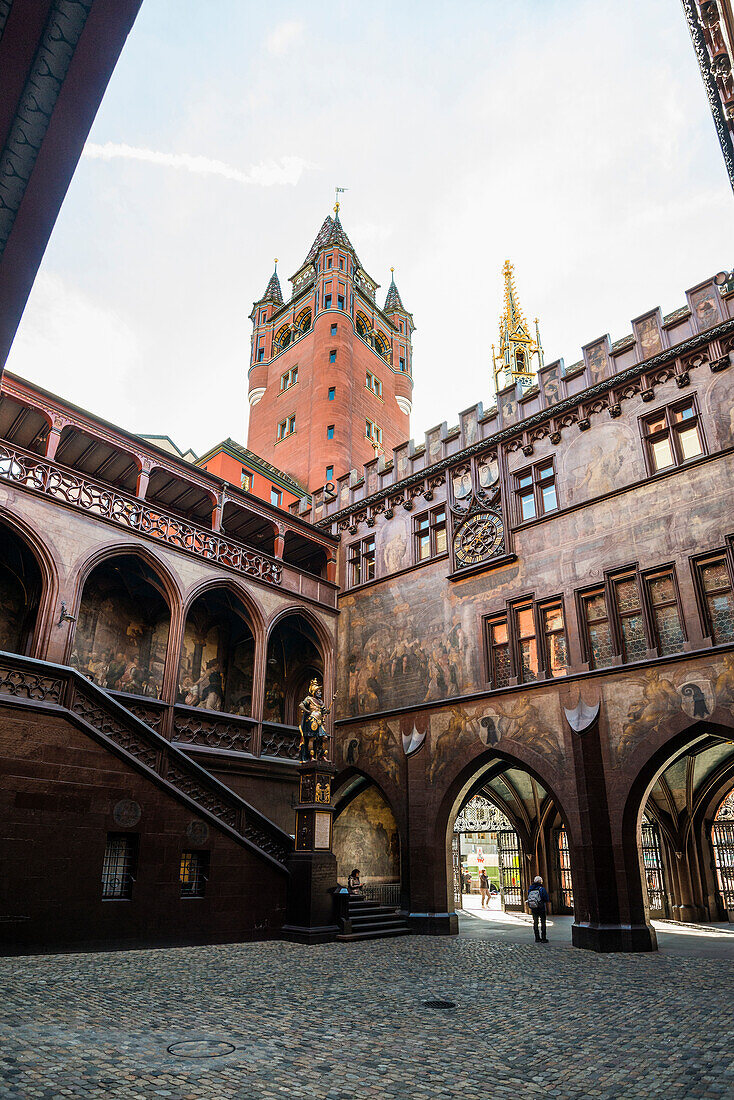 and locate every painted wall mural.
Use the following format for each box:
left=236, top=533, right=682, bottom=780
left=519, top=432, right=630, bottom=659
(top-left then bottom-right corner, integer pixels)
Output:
left=341, top=718, right=401, bottom=787
left=562, top=422, right=643, bottom=504
left=71, top=558, right=170, bottom=698
left=264, top=618, right=323, bottom=725
left=0, top=529, right=41, bottom=656
left=333, top=786, right=400, bottom=884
